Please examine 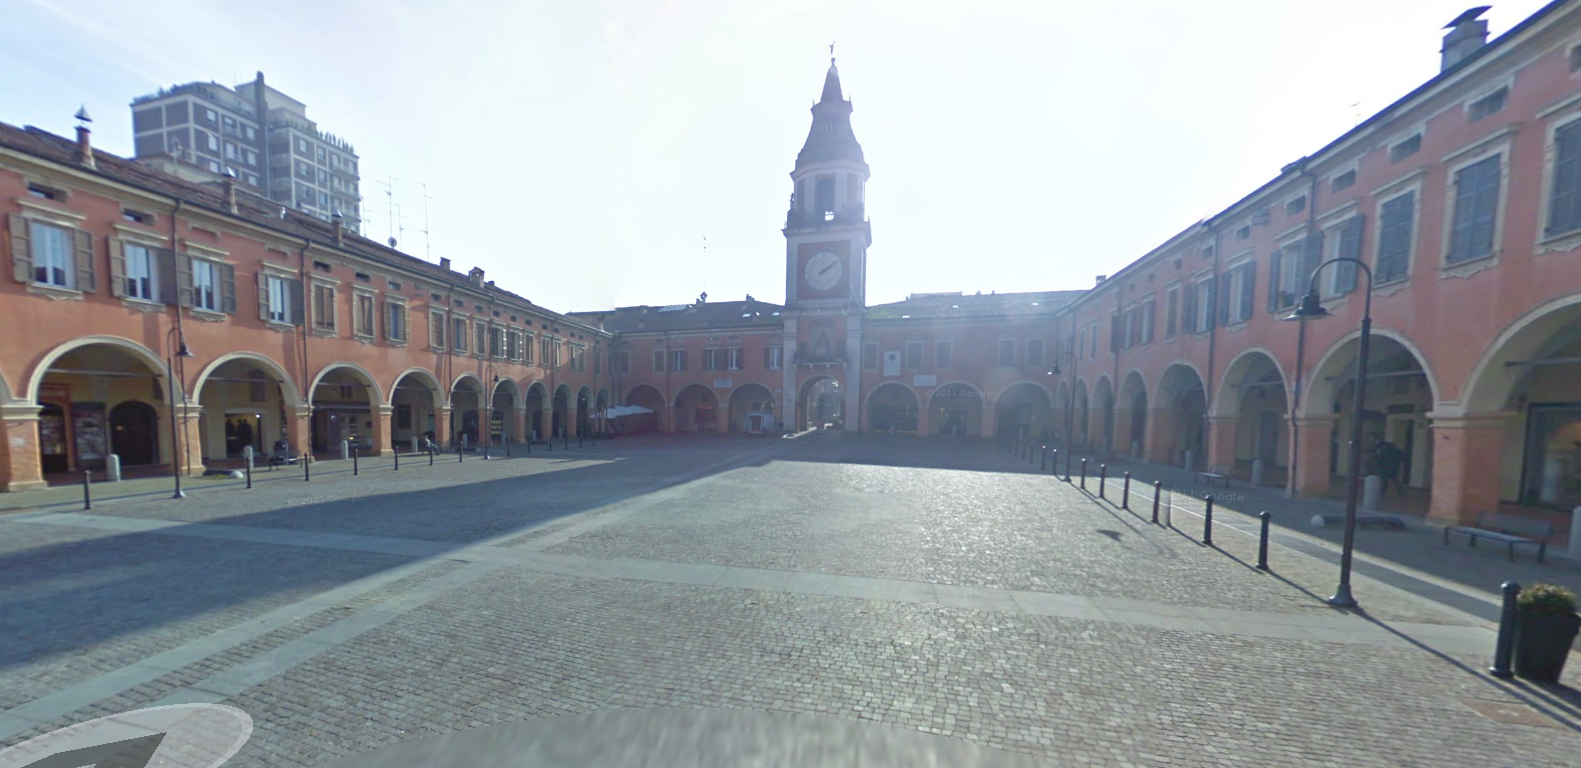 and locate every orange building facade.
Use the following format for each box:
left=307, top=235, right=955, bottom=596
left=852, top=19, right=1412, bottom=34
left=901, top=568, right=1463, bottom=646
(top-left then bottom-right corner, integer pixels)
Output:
left=5, top=3, right=1581, bottom=530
